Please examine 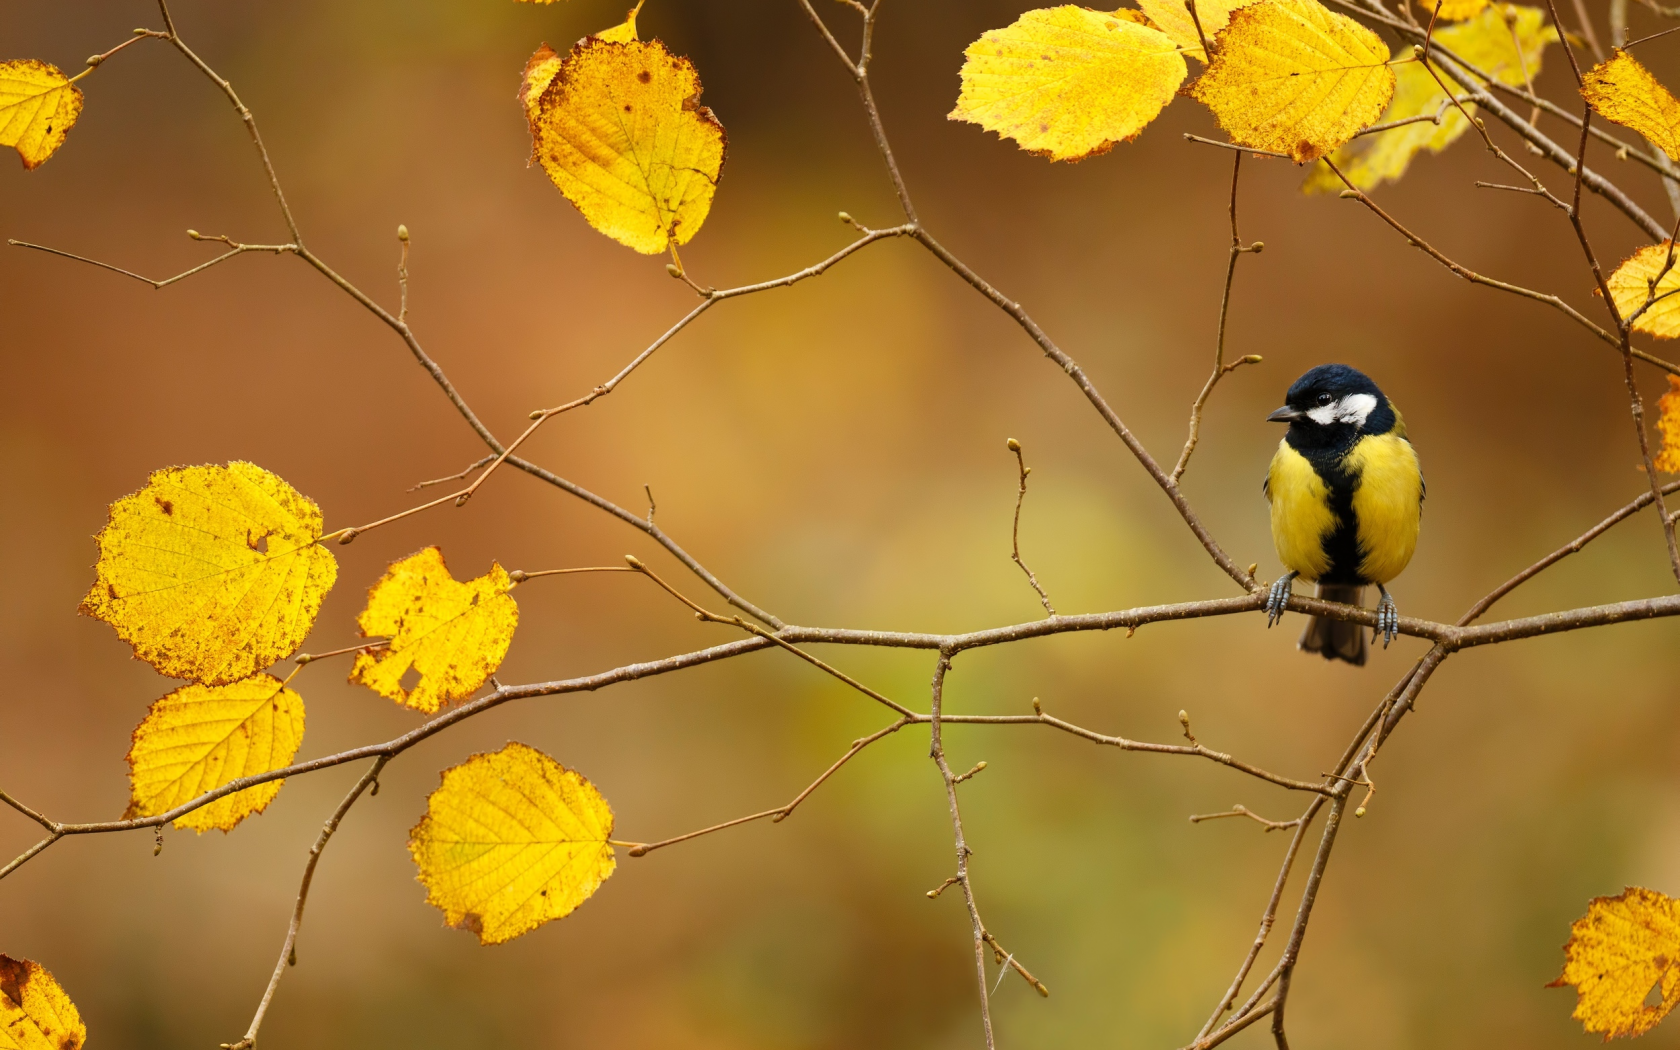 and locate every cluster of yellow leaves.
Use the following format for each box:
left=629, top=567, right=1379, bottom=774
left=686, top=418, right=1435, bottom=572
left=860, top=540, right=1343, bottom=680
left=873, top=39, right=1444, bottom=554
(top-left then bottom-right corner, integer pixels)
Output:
left=1551, top=886, right=1680, bottom=1038
left=0, top=954, right=85, bottom=1050
left=1305, top=4, right=1556, bottom=192
left=409, top=742, right=617, bottom=944
left=350, top=547, right=519, bottom=714
left=521, top=5, right=724, bottom=253
left=1608, top=242, right=1680, bottom=340
left=0, top=59, right=82, bottom=169
left=951, top=0, right=1395, bottom=165
left=82, top=463, right=334, bottom=833
left=1582, top=49, right=1680, bottom=162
